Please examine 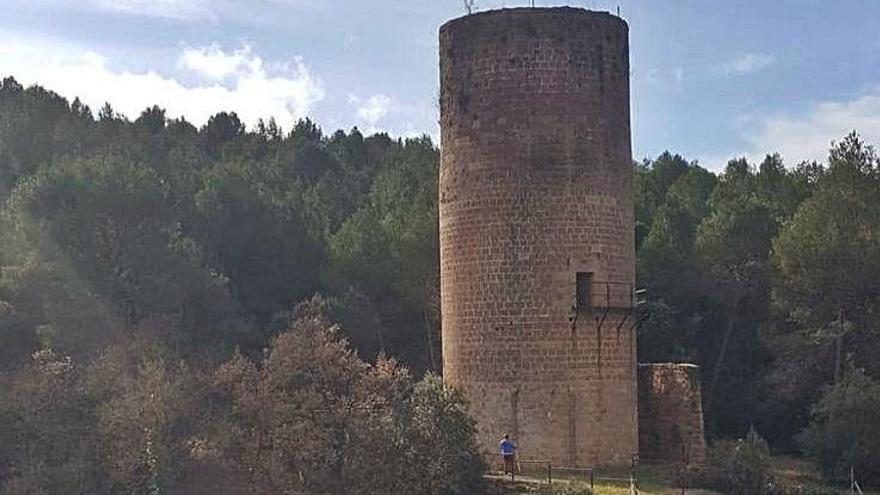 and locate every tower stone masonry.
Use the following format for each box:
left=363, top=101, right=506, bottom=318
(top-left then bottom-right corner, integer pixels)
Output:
left=439, top=7, right=637, bottom=466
